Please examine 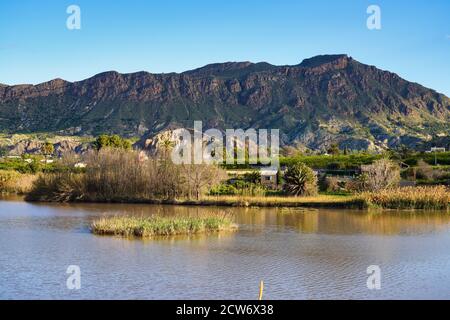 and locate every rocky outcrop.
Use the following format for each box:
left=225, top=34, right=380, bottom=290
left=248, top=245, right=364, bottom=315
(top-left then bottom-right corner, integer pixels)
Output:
left=3, top=137, right=90, bottom=156
left=8, top=140, right=44, bottom=156
left=53, top=140, right=91, bottom=156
